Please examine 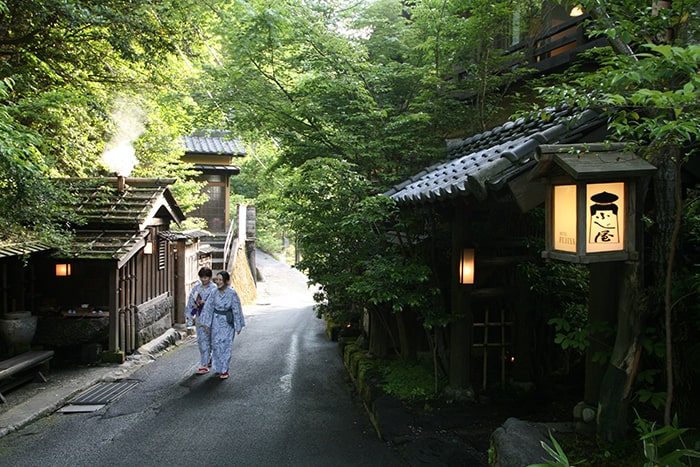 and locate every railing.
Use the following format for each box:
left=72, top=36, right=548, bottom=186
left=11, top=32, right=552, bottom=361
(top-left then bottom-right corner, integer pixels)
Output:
left=221, top=218, right=237, bottom=274
left=456, top=14, right=608, bottom=87
left=505, top=14, right=608, bottom=74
